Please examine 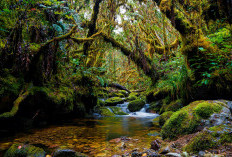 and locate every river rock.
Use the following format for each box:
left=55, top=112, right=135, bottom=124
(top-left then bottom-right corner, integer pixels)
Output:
left=198, top=151, right=205, bottom=156
left=131, top=151, right=141, bottom=157
left=159, top=146, right=170, bottom=154
left=4, top=143, right=46, bottom=157
left=128, top=99, right=146, bottom=112
left=181, top=152, right=189, bottom=157
left=53, top=149, right=87, bottom=157
left=150, top=139, right=161, bottom=151
left=165, top=152, right=181, bottom=157
left=105, top=97, right=124, bottom=106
